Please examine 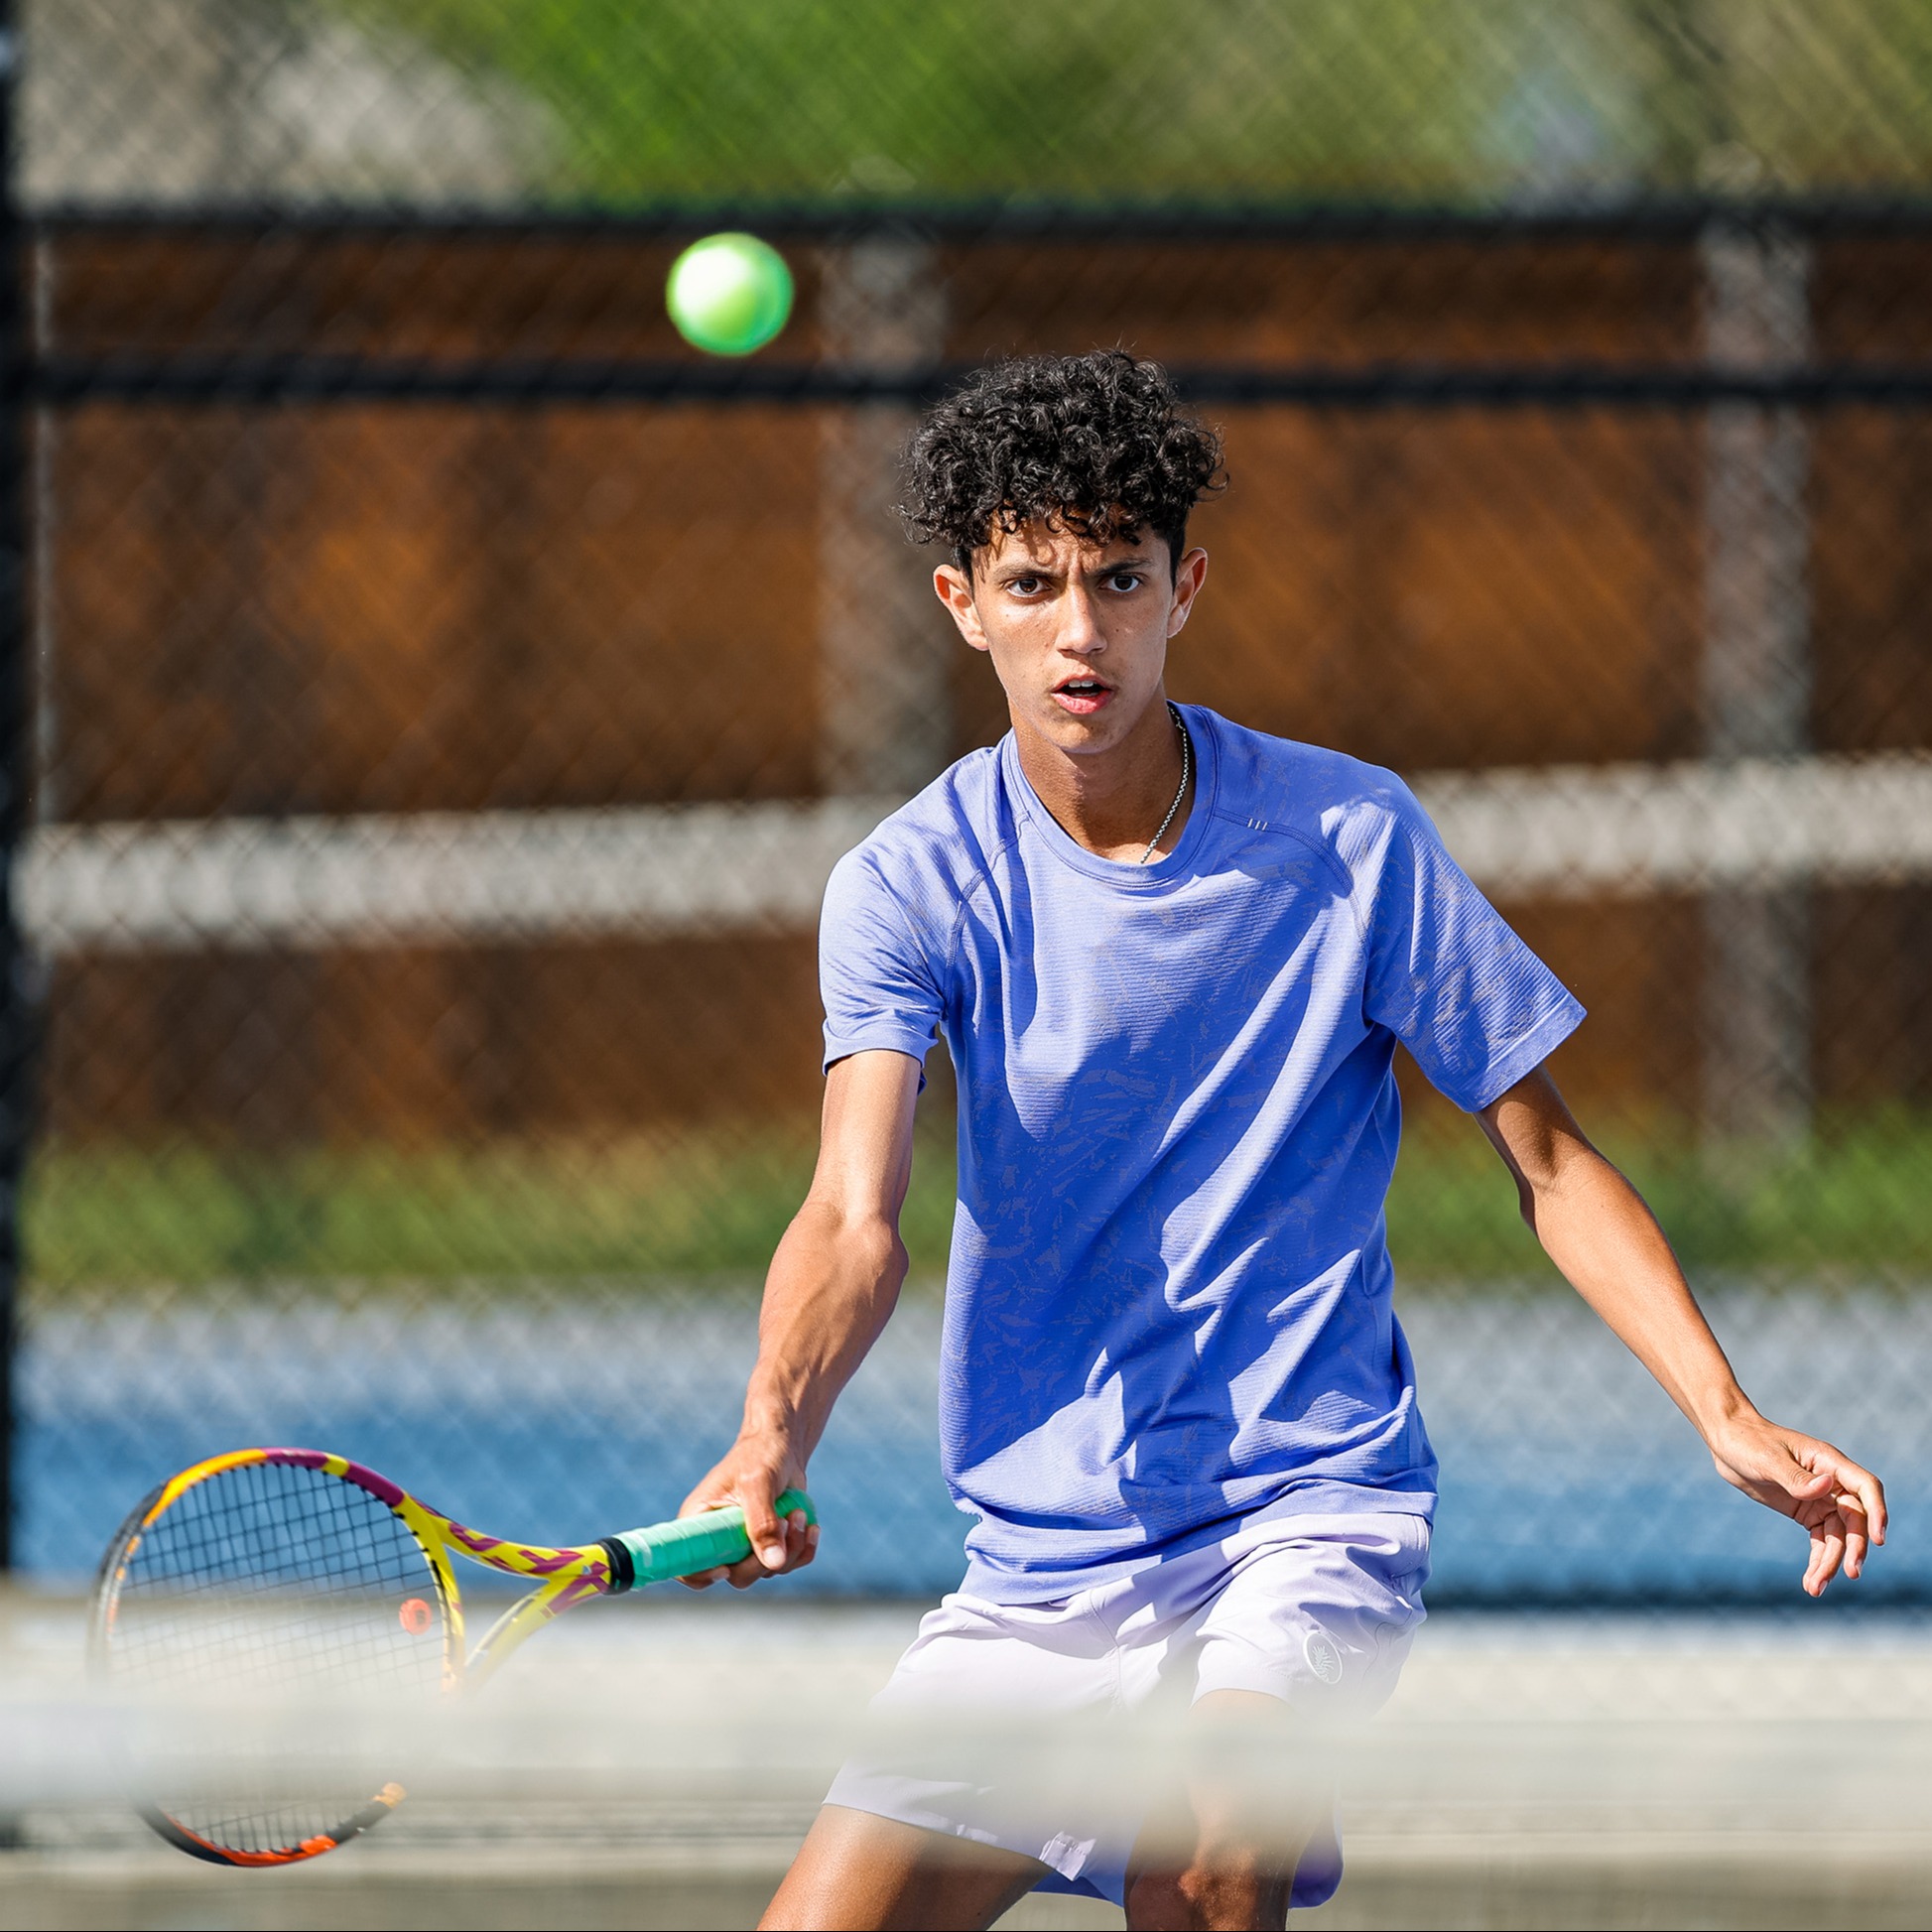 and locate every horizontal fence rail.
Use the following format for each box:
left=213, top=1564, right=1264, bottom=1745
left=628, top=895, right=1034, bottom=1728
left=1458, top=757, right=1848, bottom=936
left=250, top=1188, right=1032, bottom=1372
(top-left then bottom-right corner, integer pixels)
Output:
left=1419, top=753, right=1932, bottom=900
left=16, top=798, right=900, bottom=953
left=20, top=754, right=1931, bottom=955
left=24, top=355, right=1932, bottom=409
left=29, top=196, right=1932, bottom=243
